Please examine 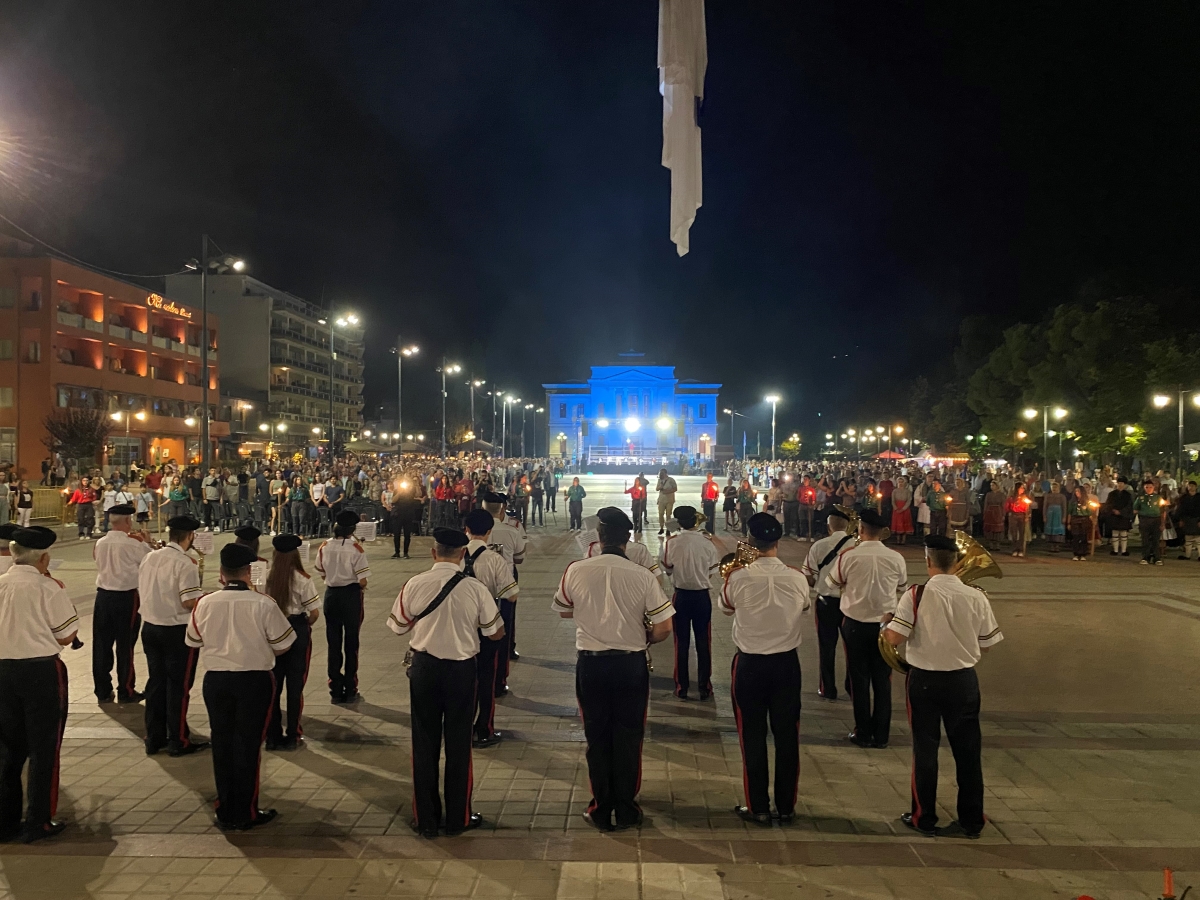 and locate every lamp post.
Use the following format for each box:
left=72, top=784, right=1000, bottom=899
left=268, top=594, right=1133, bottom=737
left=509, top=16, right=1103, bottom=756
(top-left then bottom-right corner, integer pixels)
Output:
left=723, top=408, right=745, bottom=458
left=317, top=312, right=359, bottom=458
left=1152, top=388, right=1200, bottom=482
left=502, top=395, right=517, bottom=458
left=395, top=339, right=418, bottom=449
left=535, top=407, right=544, bottom=458
left=436, top=358, right=462, bottom=458
left=468, top=379, right=485, bottom=454
left=1023, top=406, right=1068, bottom=474
left=522, top=404, right=533, bottom=457
left=764, top=395, right=780, bottom=469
